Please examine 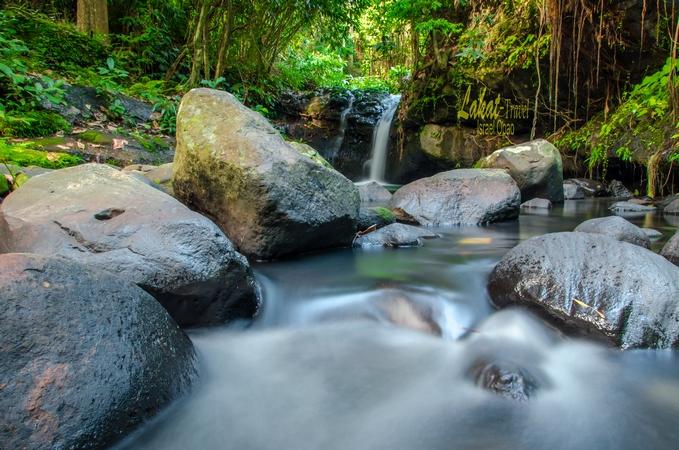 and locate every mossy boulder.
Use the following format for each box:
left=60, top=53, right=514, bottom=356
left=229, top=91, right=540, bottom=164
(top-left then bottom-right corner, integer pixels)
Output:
left=173, top=88, right=360, bottom=260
